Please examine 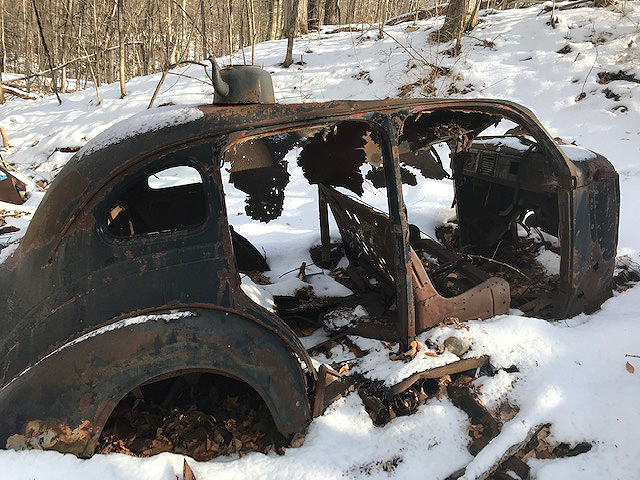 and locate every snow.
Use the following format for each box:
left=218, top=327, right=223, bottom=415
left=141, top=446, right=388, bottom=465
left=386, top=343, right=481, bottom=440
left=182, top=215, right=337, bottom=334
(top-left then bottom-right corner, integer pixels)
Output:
left=239, top=276, right=275, bottom=311
left=474, top=136, right=532, bottom=151
left=560, top=144, right=598, bottom=161
left=76, top=106, right=204, bottom=157
left=537, top=248, right=561, bottom=276
left=2, top=1, right=640, bottom=478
